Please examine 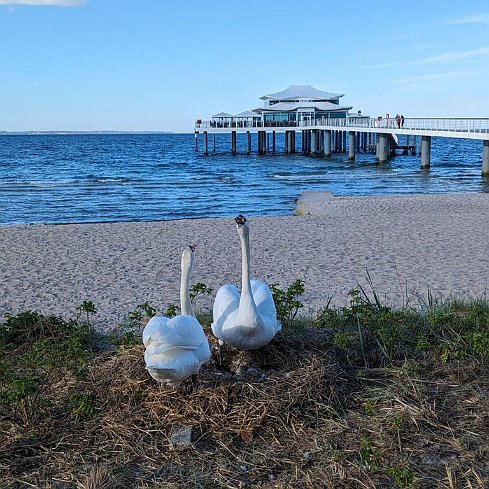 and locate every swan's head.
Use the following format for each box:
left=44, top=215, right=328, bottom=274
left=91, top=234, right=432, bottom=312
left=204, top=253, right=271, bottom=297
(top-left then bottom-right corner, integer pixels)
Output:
left=235, top=214, right=249, bottom=237
left=181, top=244, right=196, bottom=270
